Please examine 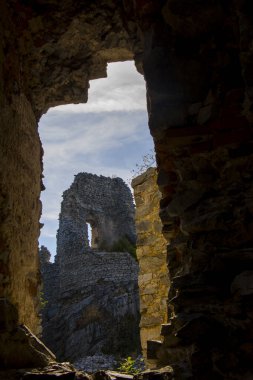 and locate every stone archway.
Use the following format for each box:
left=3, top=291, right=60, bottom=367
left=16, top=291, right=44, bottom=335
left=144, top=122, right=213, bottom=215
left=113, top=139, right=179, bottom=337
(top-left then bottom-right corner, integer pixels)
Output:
left=1, top=1, right=253, bottom=378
